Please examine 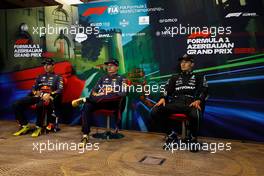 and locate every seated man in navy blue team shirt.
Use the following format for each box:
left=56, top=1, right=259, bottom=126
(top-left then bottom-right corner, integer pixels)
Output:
left=13, top=58, right=63, bottom=137
left=72, top=58, right=127, bottom=147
